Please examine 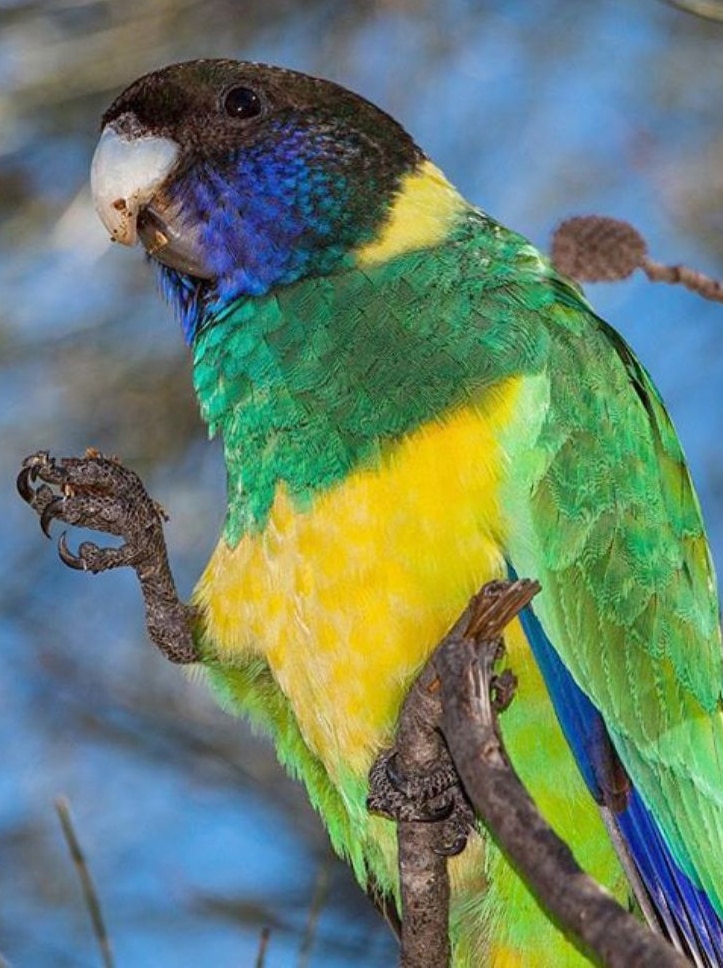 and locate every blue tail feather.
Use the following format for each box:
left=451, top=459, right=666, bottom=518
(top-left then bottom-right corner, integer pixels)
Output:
left=617, top=790, right=723, bottom=965
left=512, top=578, right=723, bottom=965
